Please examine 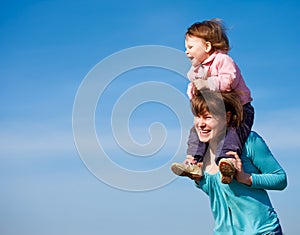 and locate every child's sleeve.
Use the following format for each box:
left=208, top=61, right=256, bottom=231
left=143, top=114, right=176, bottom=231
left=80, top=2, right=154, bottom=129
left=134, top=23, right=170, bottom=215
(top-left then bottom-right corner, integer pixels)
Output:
left=186, top=82, right=194, bottom=100
left=207, top=54, right=240, bottom=92
left=248, top=133, right=287, bottom=190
